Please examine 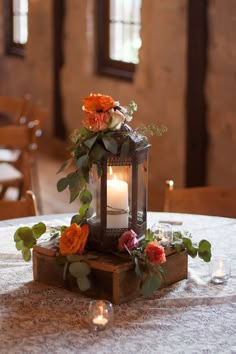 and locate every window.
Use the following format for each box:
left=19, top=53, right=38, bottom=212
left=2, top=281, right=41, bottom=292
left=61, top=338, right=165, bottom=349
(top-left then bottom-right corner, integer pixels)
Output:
left=5, top=0, right=28, bottom=56
left=97, top=0, right=142, bottom=80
